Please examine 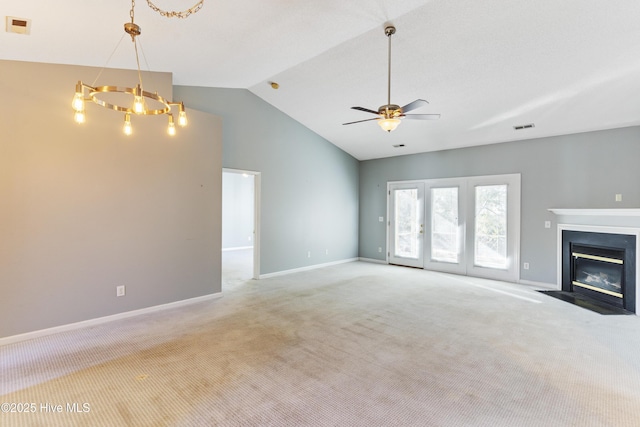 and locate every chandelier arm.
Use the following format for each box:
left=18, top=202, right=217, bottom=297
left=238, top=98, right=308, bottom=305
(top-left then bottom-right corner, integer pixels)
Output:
left=146, top=0, right=204, bottom=18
